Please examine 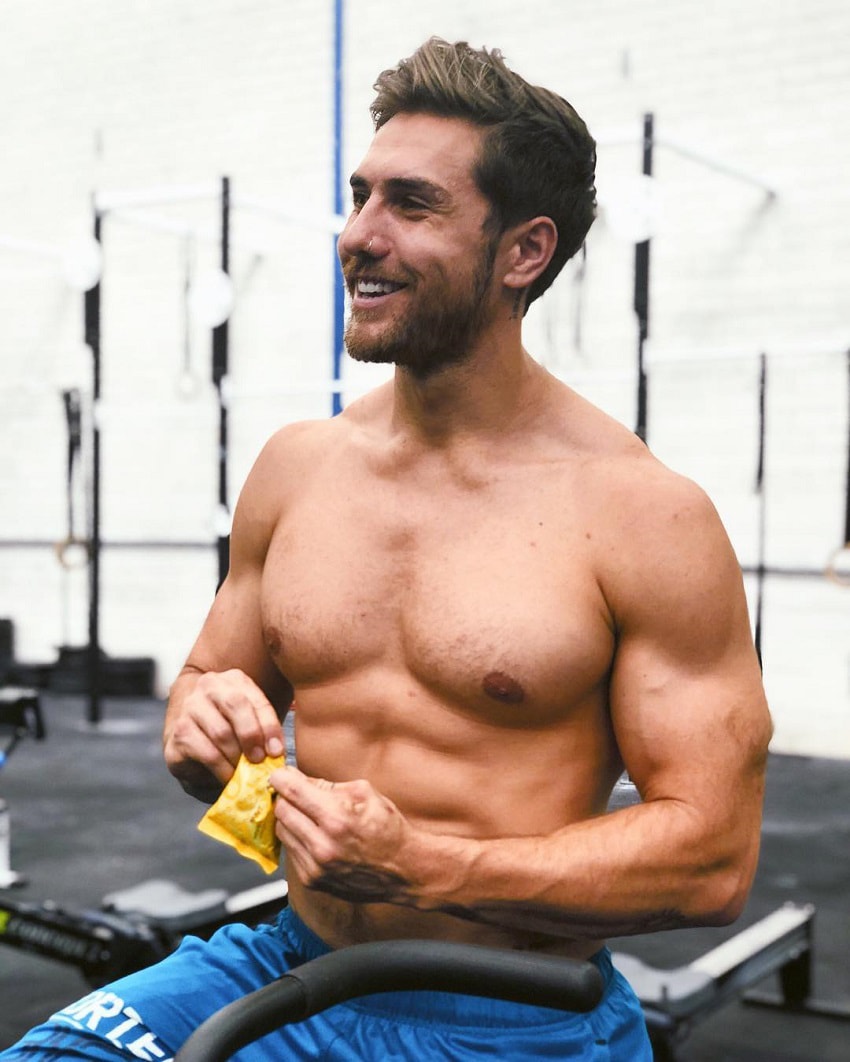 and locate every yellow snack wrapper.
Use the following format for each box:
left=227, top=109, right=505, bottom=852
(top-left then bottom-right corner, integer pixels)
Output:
left=198, top=753, right=286, bottom=874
